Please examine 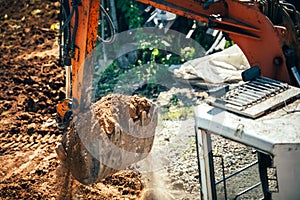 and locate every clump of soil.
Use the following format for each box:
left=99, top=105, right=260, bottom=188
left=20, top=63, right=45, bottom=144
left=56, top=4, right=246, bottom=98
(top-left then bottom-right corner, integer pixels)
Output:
left=94, top=94, right=154, bottom=134
left=59, top=94, right=158, bottom=185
